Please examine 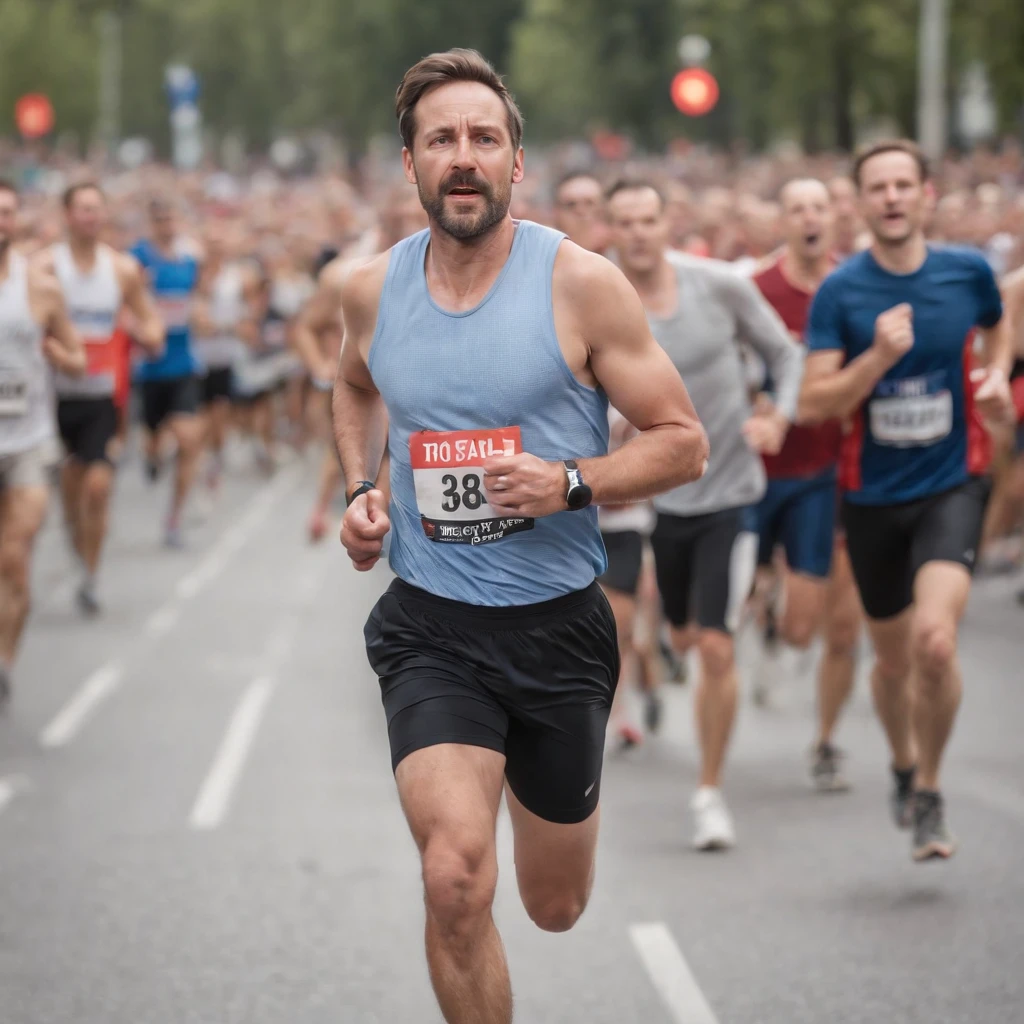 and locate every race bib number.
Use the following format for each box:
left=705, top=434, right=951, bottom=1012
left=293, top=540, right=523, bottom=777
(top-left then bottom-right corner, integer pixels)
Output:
left=156, top=295, right=192, bottom=332
left=410, top=427, right=535, bottom=545
left=870, top=374, right=952, bottom=447
left=0, top=369, right=28, bottom=417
